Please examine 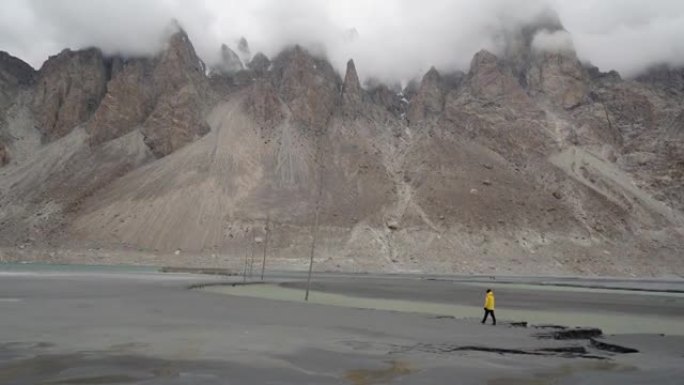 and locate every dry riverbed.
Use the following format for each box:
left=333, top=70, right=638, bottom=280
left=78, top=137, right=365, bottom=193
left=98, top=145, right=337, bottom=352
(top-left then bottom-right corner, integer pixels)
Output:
left=1, top=264, right=682, bottom=384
